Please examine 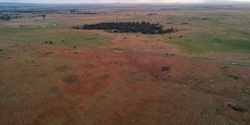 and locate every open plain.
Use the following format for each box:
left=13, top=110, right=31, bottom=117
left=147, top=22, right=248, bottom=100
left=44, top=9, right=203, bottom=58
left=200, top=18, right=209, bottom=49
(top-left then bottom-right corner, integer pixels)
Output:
left=0, top=3, right=250, bottom=125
